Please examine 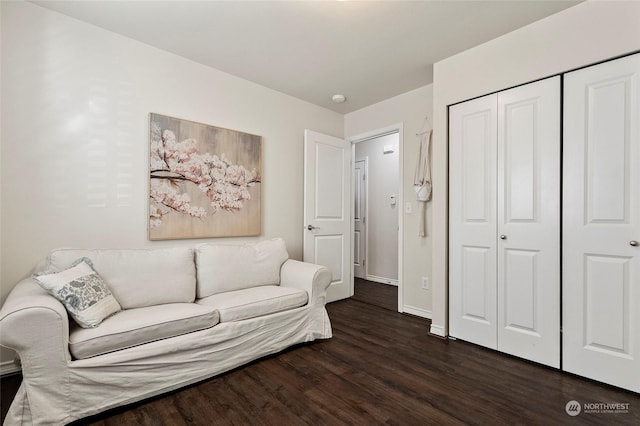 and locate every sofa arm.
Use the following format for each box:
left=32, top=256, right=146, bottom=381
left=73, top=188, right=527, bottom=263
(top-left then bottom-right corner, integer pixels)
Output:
left=280, top=259, right=331, bottom=305
left=0, top=278, right=72, bottom=419
left=0, top=277, right=72, bottom=361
